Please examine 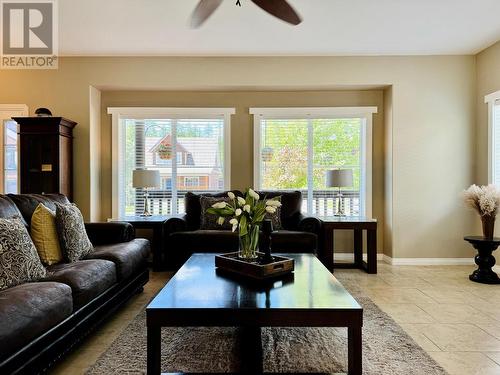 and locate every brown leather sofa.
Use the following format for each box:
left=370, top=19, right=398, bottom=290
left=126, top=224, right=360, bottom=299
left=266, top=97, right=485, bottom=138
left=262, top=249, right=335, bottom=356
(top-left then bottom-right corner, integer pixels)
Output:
left=0, top=194, right=150, bottom=374
left=165, top=190, right=322, bottom=268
